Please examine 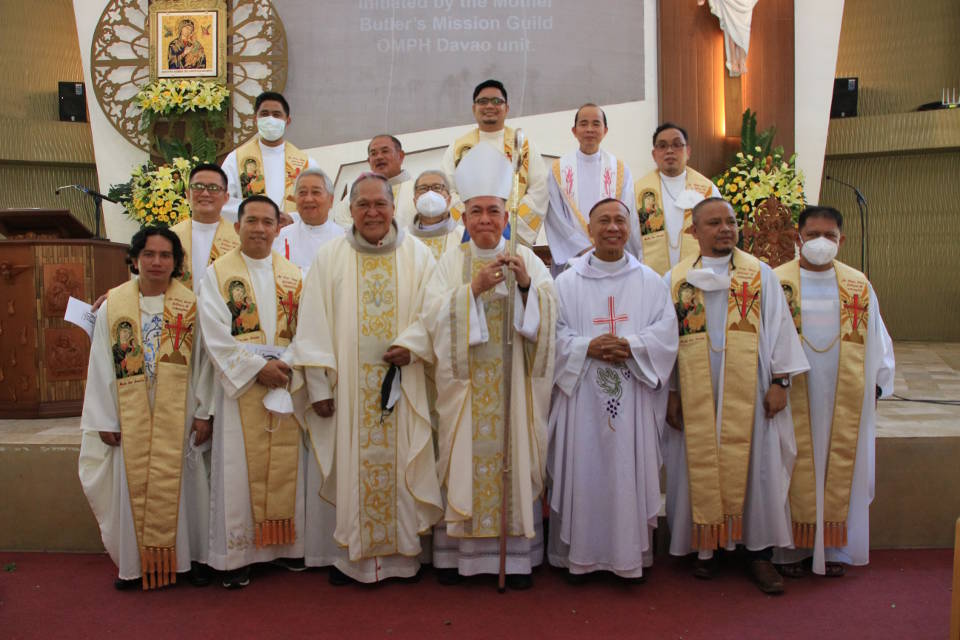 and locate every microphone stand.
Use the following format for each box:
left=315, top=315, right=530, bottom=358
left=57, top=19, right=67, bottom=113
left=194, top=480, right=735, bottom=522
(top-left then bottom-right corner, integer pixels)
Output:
left=825, top=175, right=869, bottom=277
left=55, top=184, right=117, bottom=240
